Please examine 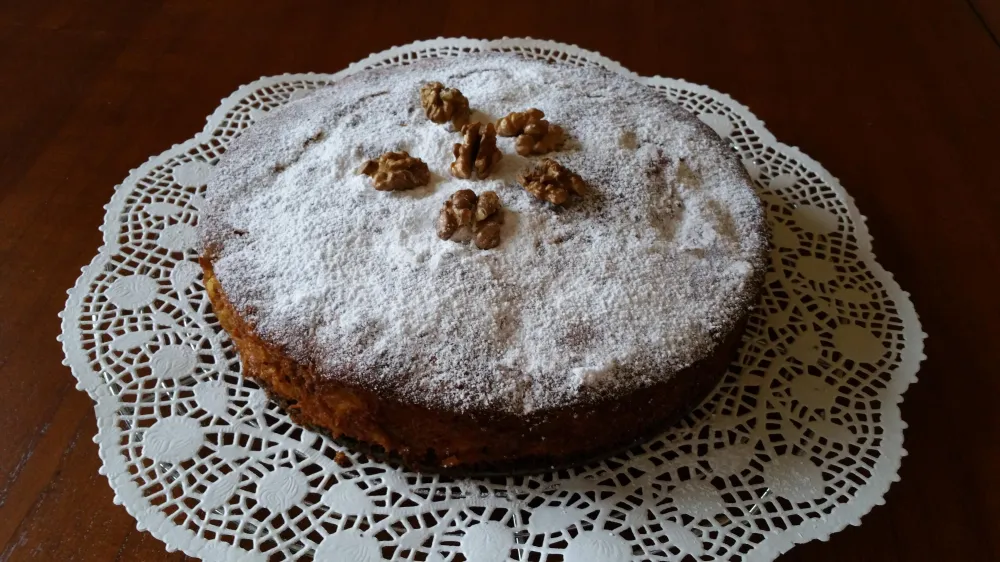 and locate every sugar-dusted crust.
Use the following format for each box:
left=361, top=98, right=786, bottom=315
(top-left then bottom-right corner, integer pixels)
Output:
left=200, top=54, right=769, bottom=417
left=199, top=53, right=769, bottom=471
left=203, top=257, right=754, bottom=472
